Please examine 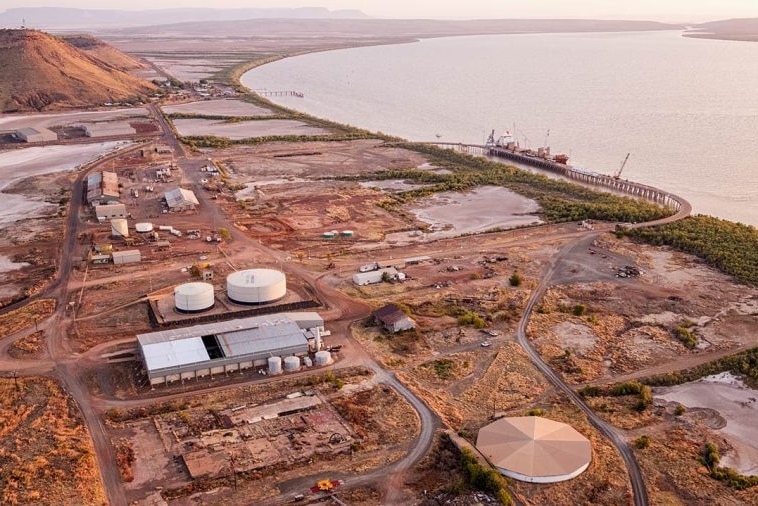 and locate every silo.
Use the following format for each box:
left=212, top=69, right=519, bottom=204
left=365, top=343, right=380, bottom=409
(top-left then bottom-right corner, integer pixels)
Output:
left=283, top=356, right=300, bottom=372
left=226, top=269, right=286, bottom=304
left=314, top=350, right=332, bottom=366
left=174, top=282, right=215, bottom=313
left=268, top=356, right=282, bottom=375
